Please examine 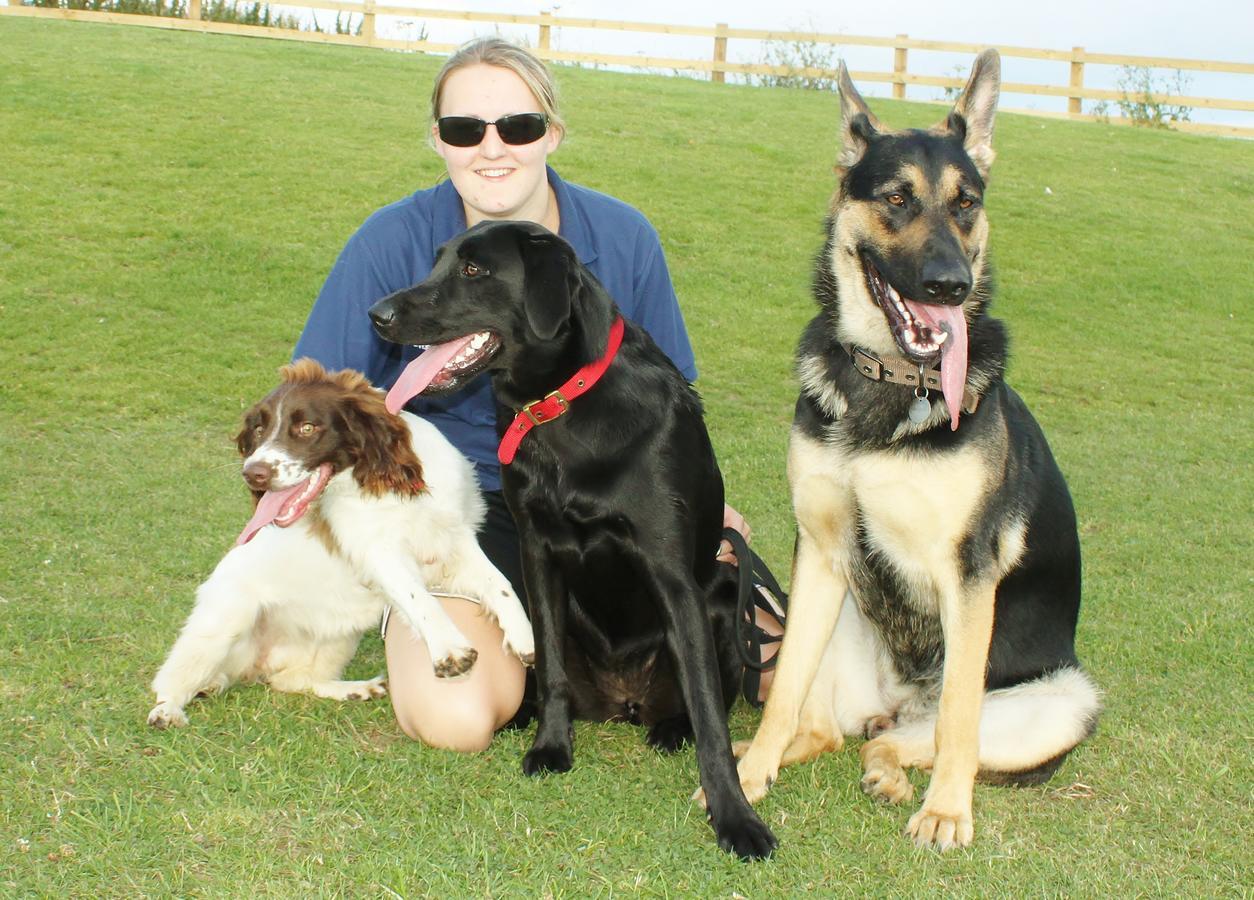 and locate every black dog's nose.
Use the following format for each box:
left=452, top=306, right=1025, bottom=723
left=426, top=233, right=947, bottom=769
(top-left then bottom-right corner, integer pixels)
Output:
left=242, top=461, right=273, bottom=491
left=368, top=300, right=395, bottom=331
left=921, top=260, right=972, bottom=303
